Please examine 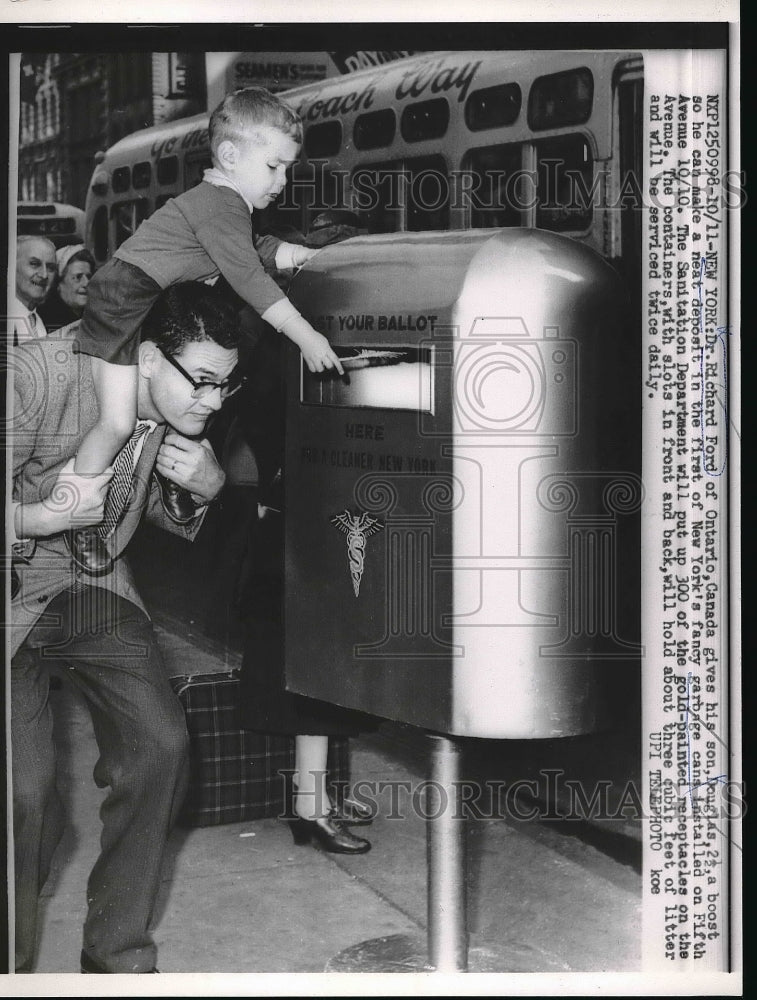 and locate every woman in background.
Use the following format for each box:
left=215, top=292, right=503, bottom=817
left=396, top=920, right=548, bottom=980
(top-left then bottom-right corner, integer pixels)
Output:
left=39, top=244, right=95, bottom=331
